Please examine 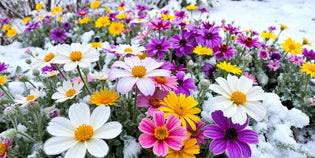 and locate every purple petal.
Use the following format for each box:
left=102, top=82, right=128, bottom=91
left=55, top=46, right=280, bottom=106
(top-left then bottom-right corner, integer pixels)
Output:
left=238, top=130, right=259, bottom=144
left=209, top=138, right=227, bottom=155
left=204, top=125, right=224, bottom=139
left=237, top=140, right=252, bottom=158
left=211, top=110, right=230, bottom=130
left=227, top=141, right=242, bottom=158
